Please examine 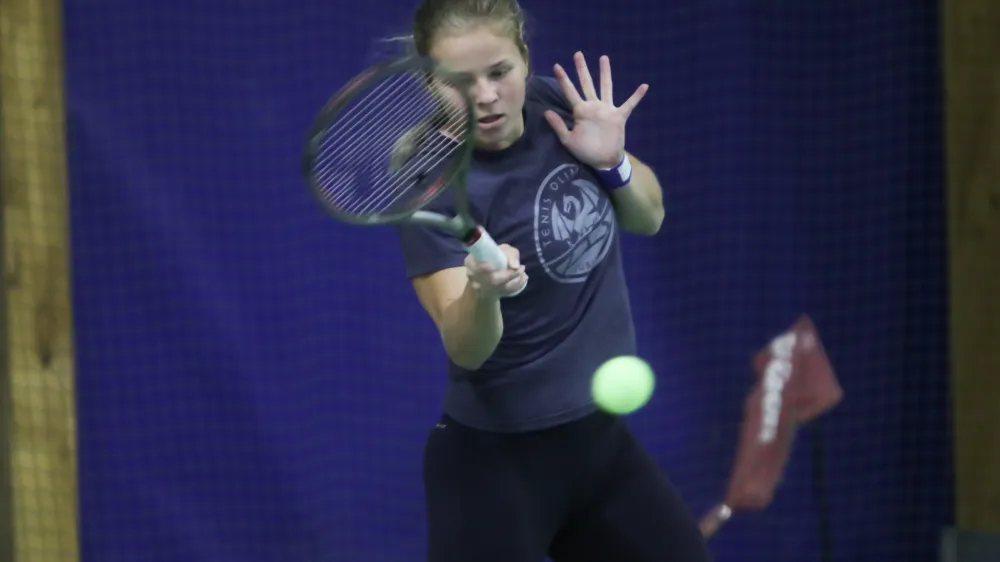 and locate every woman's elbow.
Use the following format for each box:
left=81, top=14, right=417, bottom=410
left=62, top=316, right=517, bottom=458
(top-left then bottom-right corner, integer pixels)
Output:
left=643, top=205, right=665, bottom=235
left=440, top=326, right=501, bottom=371
left=623, top=205, right=665, bottom=236
left=443, top=341, right=492, bottom=371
